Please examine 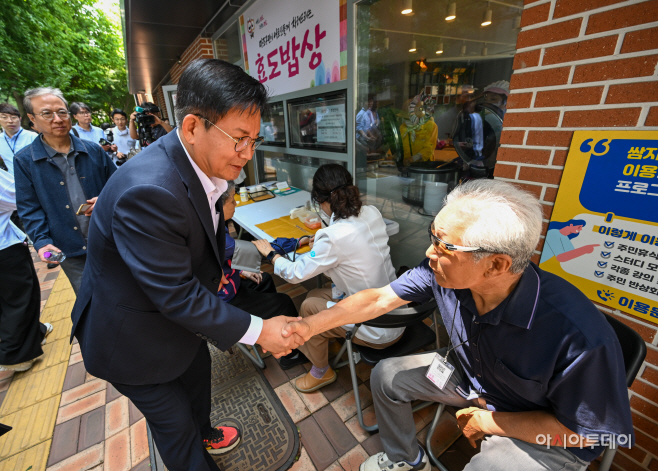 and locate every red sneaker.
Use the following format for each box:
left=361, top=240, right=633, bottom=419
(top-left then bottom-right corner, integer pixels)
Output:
left=203, top=426, right=241, bottom=455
